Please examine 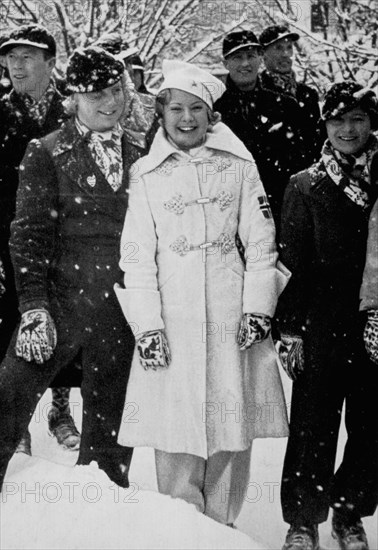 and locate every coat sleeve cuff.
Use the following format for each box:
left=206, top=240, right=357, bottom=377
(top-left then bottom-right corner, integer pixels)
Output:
left=114, top=283, right=165, bottom=337
left=243, top=261, right=291, bottom=317
left=19, top=298, right=50, bottom=314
